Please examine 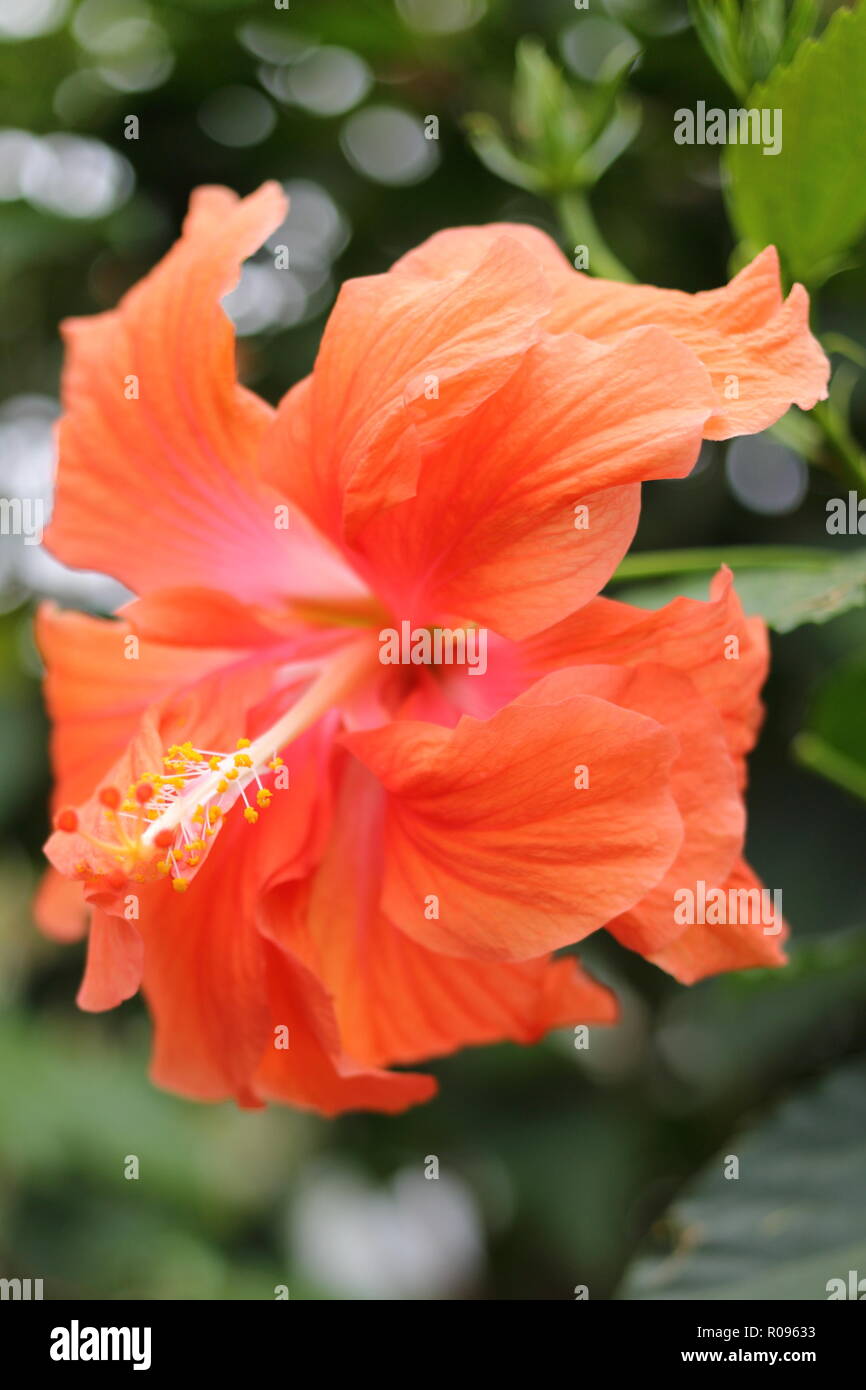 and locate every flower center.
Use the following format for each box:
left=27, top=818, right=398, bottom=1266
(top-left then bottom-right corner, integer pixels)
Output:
left=54, top=636, right=381, bottom=894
